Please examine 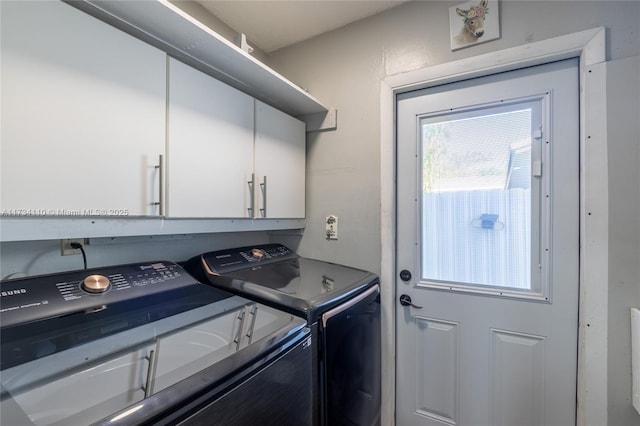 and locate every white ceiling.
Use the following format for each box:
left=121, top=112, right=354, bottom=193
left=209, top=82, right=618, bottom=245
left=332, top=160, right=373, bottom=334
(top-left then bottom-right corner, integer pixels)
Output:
left=195, top=1, right=408, bottom=53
